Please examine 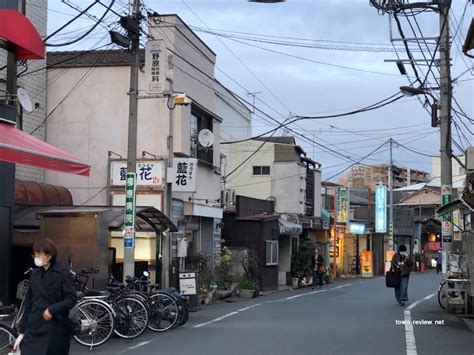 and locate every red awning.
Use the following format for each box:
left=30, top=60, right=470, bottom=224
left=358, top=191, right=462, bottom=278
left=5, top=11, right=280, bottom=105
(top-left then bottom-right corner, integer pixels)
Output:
left=0, top=10, right=45, bottom=60
left=0, top=123, right=90, bottom=176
